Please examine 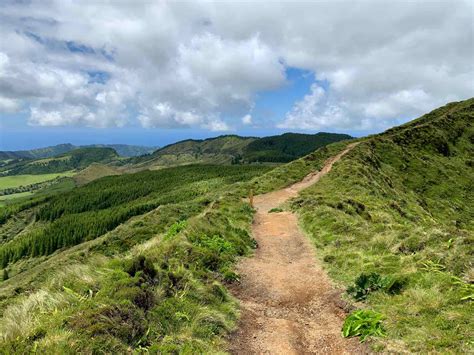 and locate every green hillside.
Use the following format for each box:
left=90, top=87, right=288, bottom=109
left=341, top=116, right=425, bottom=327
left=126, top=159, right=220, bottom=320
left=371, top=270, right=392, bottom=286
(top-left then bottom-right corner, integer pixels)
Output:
left=130, top=135, right=256, bottom=168
left=0, top=148, right=119, bottom=176
left=0, top=144, right=75, bottom=161
left=242, top=132, right=352, bottom=162
left=0, top=163, right=270, bottom=353
left=252, top=98, right=474, bottom=352
left=0, top=143, right=156, bottom=161
left=130, top=132, right=352, bottom=168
